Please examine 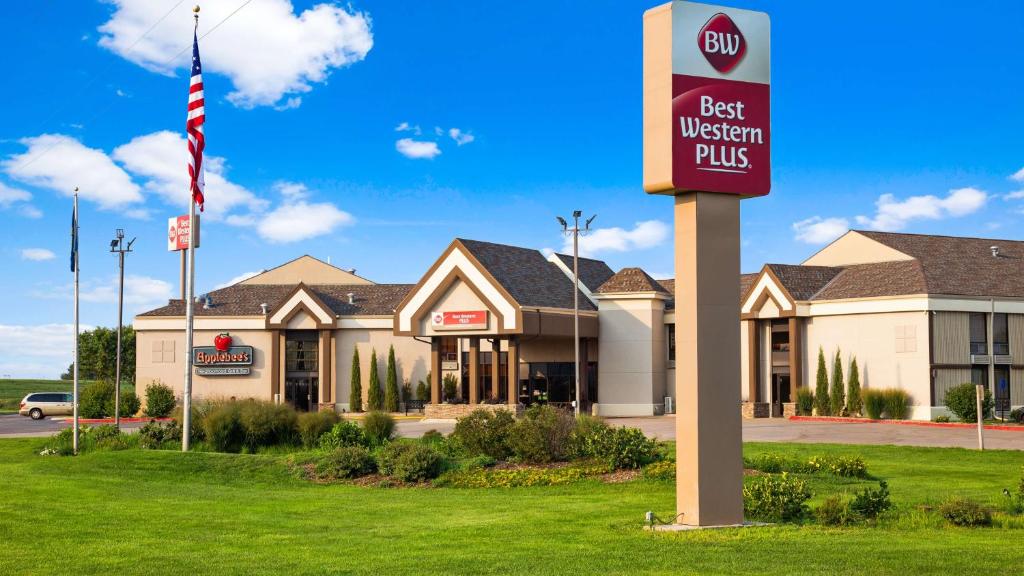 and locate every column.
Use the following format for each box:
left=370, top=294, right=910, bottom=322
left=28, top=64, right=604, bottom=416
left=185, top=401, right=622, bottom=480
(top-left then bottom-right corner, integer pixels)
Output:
left=579, top=337, right=589, bottom=411
left=507, top=336, right=519, bottom=406
left=469, top=337, right=480, bottom=405
left=430, top=337, right=441, bottom=404
left=270, top=330, right=281, bottom=403
left=319, top=329, right=332, bottom=405
left=788, top=317, right=801, bottom=400
left=491, top=339, right=501, bottom=400
left=746, top=320, right=759, bottom=403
